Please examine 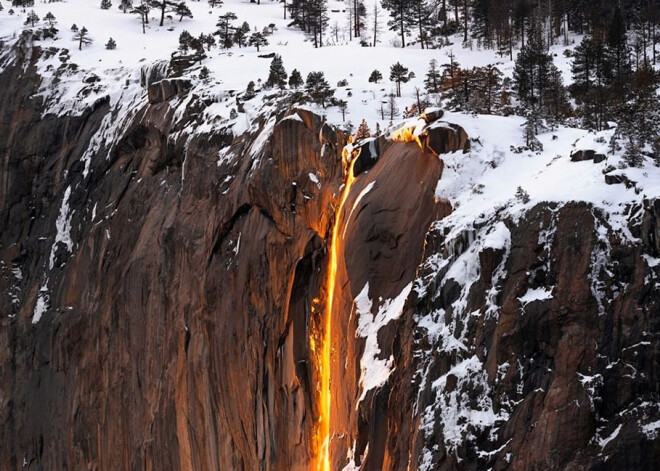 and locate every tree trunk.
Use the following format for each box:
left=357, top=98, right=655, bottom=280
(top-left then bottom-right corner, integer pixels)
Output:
left=463, top=0, right=468, bottom=43
left=418, top=7, right=424, bottom=49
